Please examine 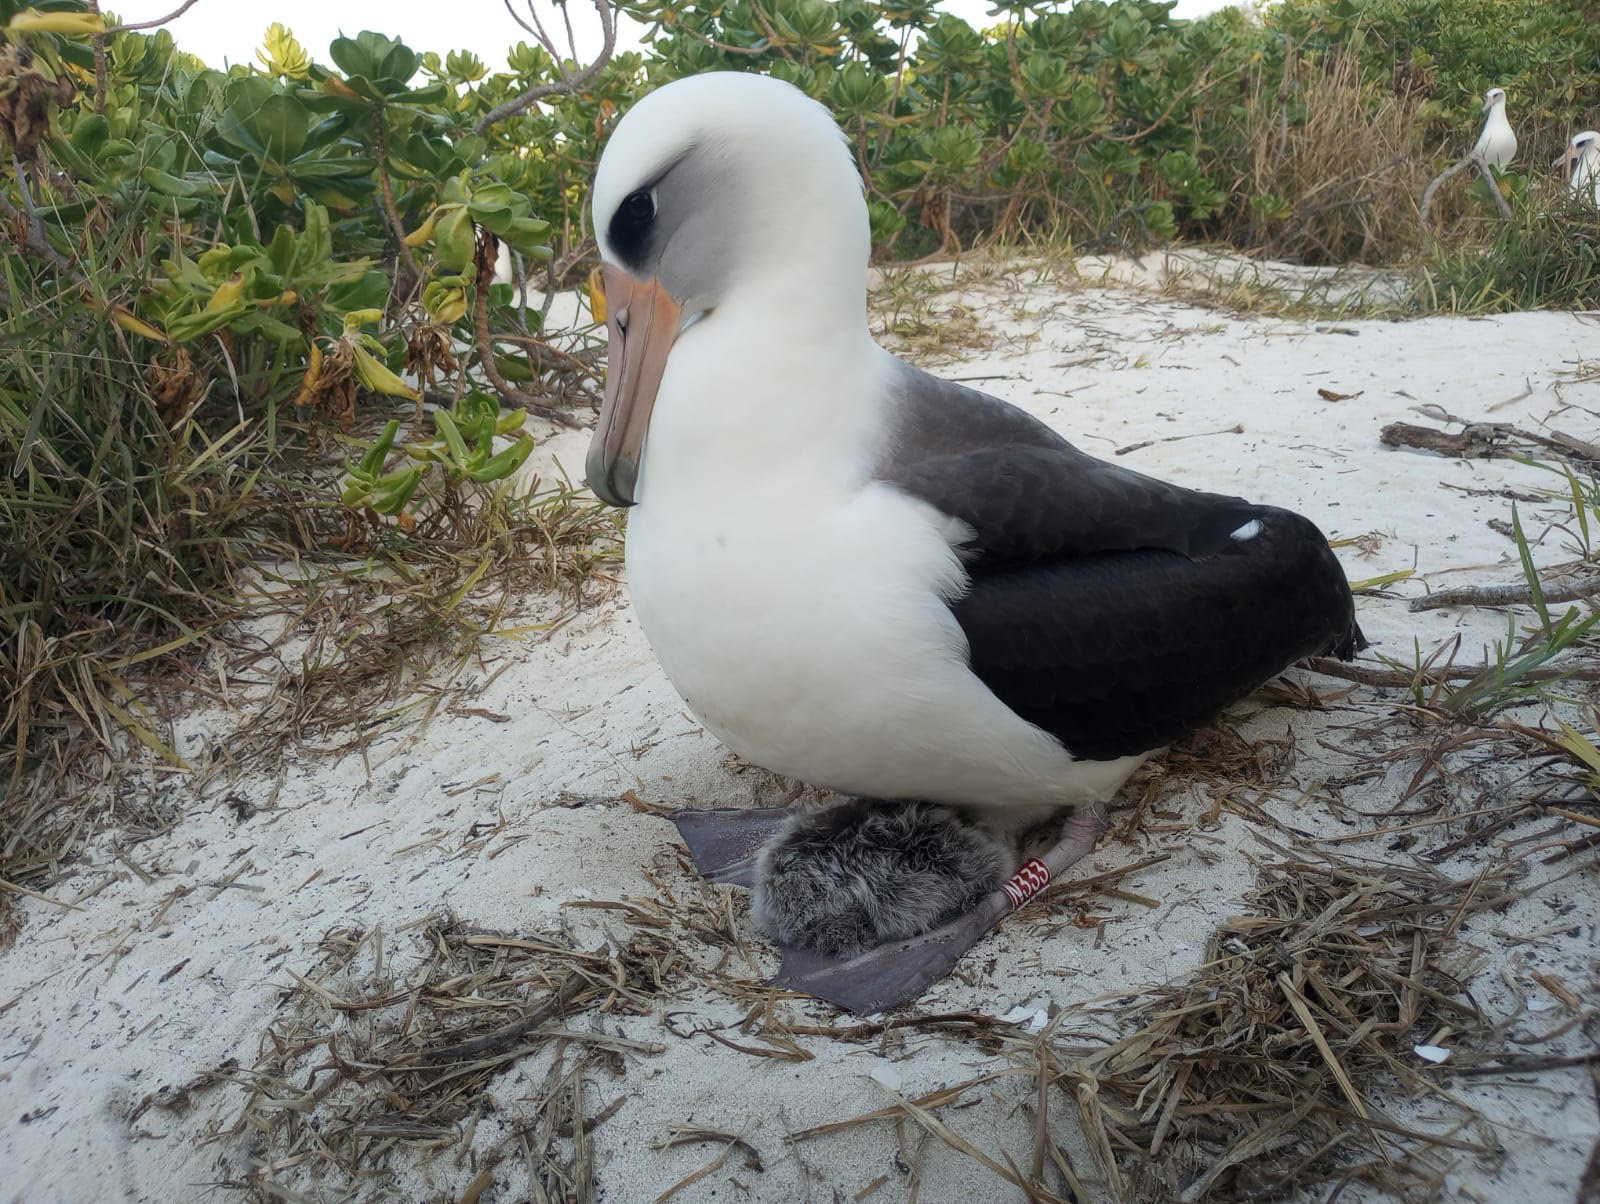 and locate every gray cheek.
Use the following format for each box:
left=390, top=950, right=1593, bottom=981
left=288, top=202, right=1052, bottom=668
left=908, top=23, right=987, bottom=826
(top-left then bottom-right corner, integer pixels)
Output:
left=659, top=208, right=740, bottom=305
left=653, top=153, right=742, bottom=303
